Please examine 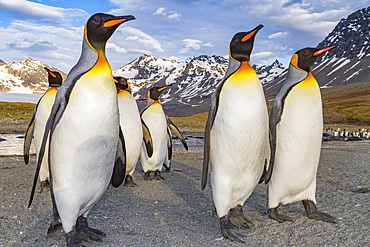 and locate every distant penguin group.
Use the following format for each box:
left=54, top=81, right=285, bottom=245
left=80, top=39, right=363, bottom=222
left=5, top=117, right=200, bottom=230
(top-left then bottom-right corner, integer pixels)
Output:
left=23, top=12, right=339, bottom=247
